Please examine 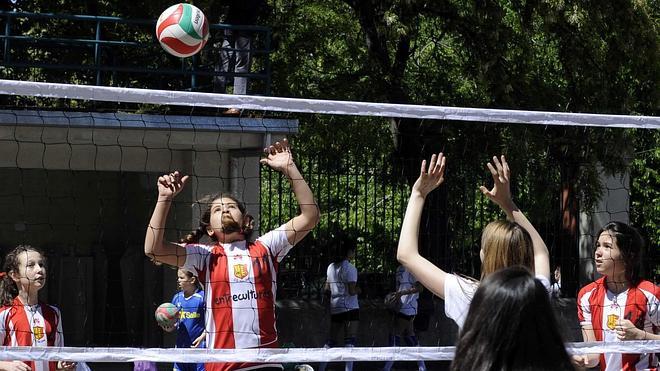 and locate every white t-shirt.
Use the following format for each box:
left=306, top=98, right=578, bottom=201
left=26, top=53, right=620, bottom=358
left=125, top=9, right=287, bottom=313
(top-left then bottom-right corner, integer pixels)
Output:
left=444, top=273, right=551, bottom=329
left=326, top=260, right=359, bottom=314
left=396, top=265, right=419, bottom=316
